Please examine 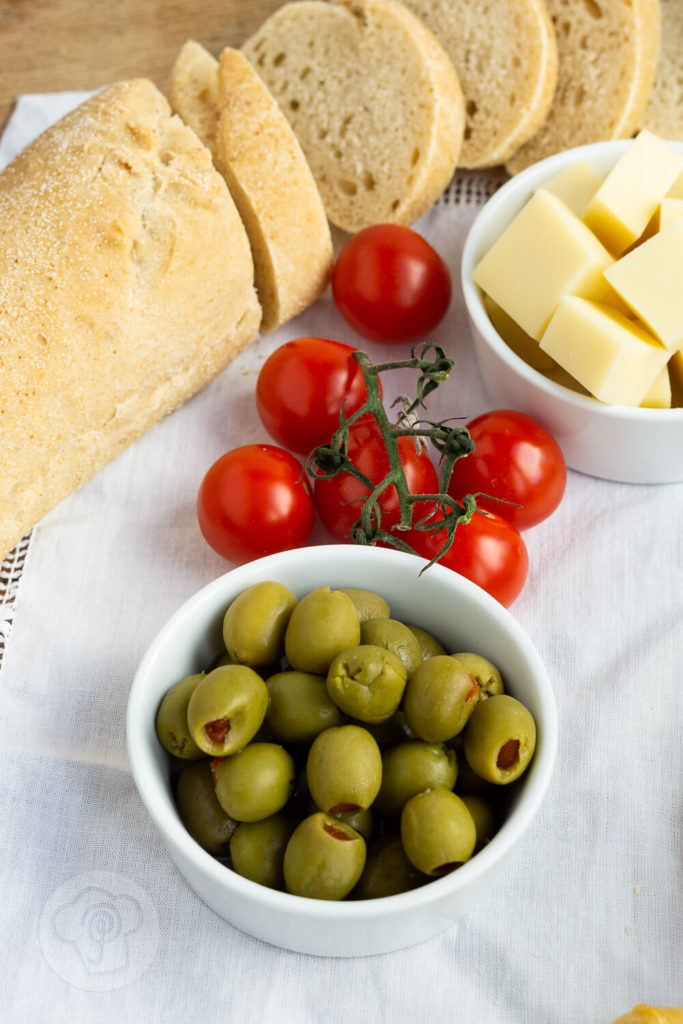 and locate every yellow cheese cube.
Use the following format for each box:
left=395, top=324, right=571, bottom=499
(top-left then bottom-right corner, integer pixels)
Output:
left=666, top=170, right=683, bottom=198
left=583, top=130, right=683, bottom=255
left=540, top=161, right=603, bottom=217
left=603, top=218, right=683, bottom=351
left=472, top=189, right=613, bottom=341
left=657, top=197, right=683, bottom=231
left=640, top=366, right=672, bottom=408
left=669, top=347, right=683, bottom=406
left=539, top=296, right=670, bottom=406
left=482, top=295, right=556, bottom=371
